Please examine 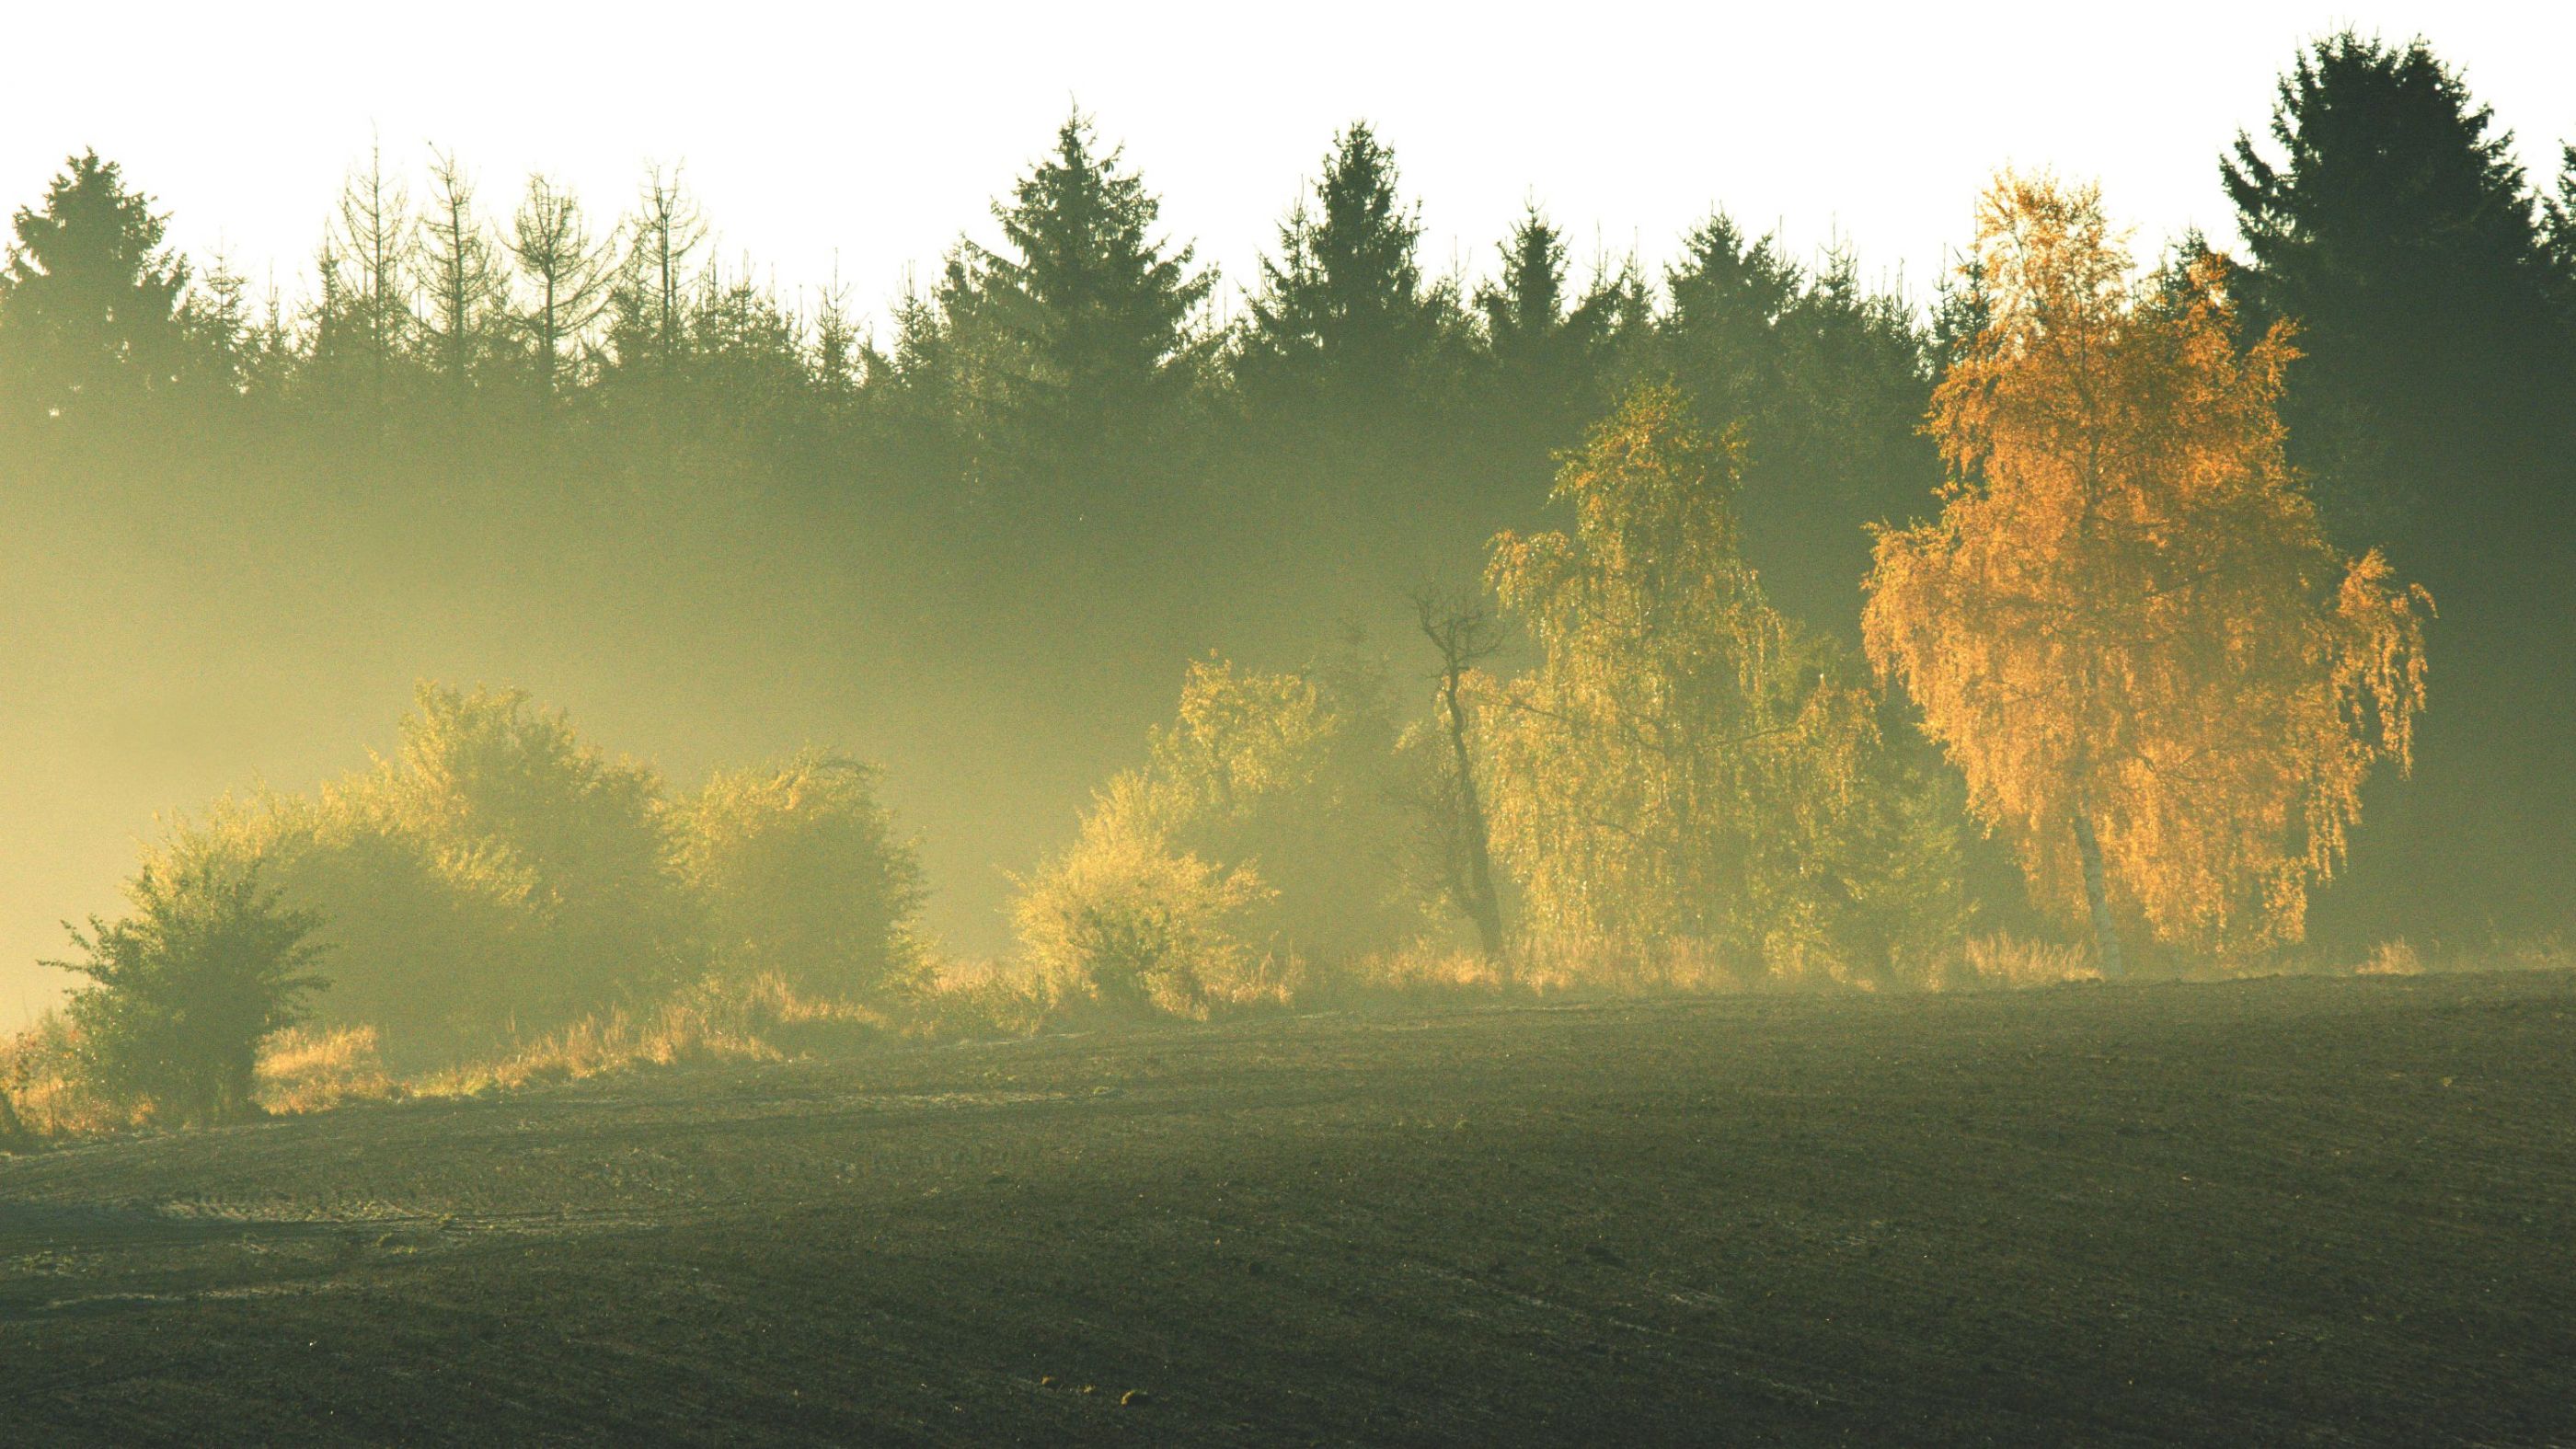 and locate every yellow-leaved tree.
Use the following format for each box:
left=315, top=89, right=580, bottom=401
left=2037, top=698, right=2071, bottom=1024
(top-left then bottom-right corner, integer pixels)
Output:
left=1484, top=383, right=1962, bottom=980
left=1862, top=175, right=2430, bottom=968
